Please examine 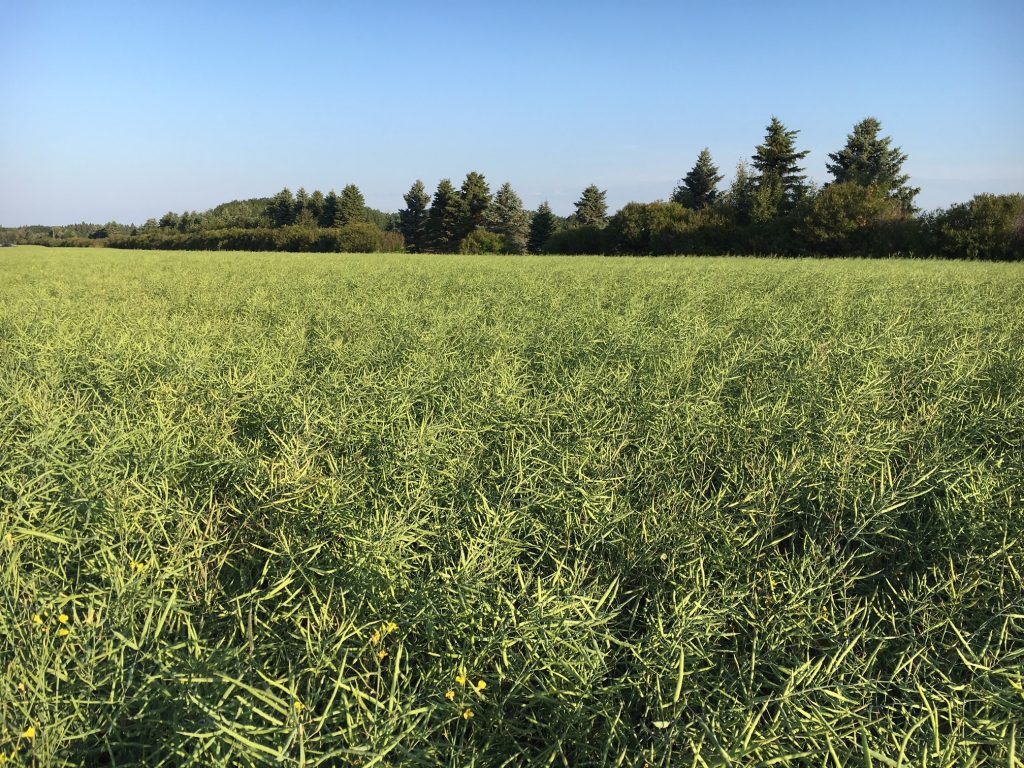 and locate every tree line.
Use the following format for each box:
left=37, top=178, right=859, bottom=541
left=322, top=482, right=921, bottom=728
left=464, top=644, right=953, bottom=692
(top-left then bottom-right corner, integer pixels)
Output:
left=3, top=117, right=1021, bottom=259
